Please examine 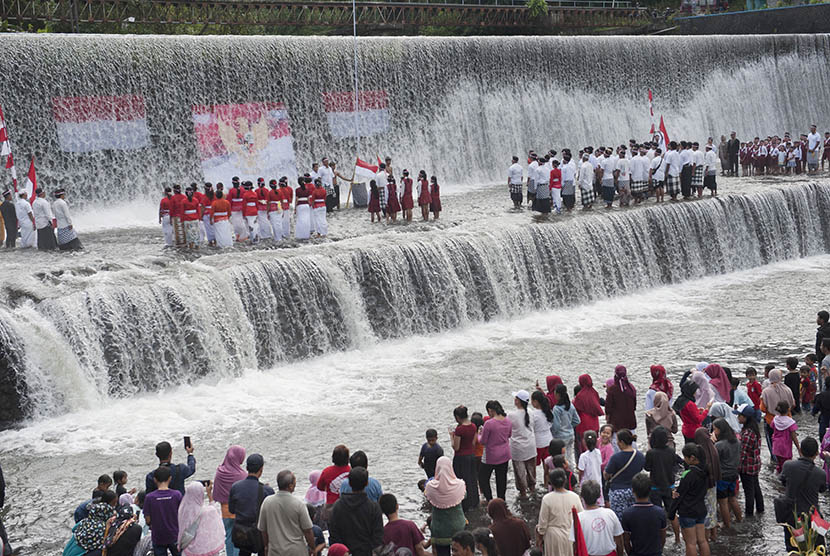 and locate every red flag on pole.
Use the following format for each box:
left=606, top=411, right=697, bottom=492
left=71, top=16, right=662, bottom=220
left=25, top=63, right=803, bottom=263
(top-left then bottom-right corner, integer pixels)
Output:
left=0, top=106, right=10, bottom=157
left=23, top=157, right=37, bottom=203
left=658, top=115, right=670, bottom=151
left=5, top=152, right=17, bottom=190
left=648, top=89, right=655, bottom=135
